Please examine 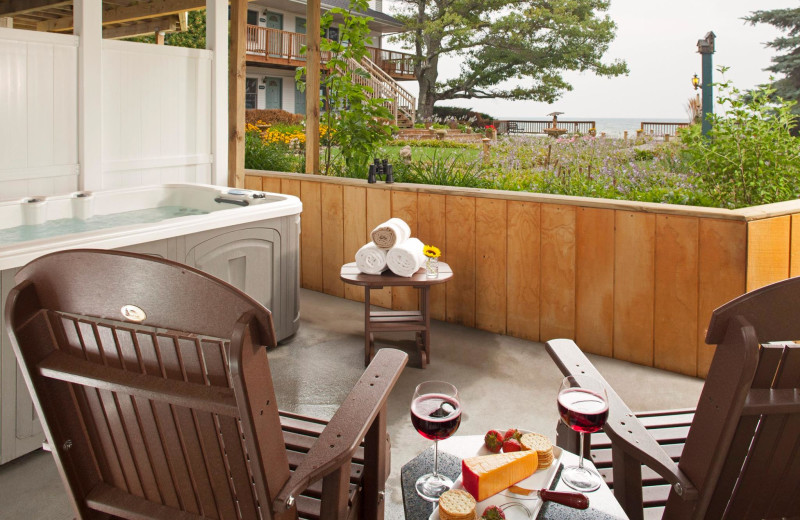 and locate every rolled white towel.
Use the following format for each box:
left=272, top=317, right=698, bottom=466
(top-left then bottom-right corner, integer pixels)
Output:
left=386, top=237, right=427, bottom=277
left=355, top=242, right=388, bottom=274
left=371, top=218, right=411, bottom=249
